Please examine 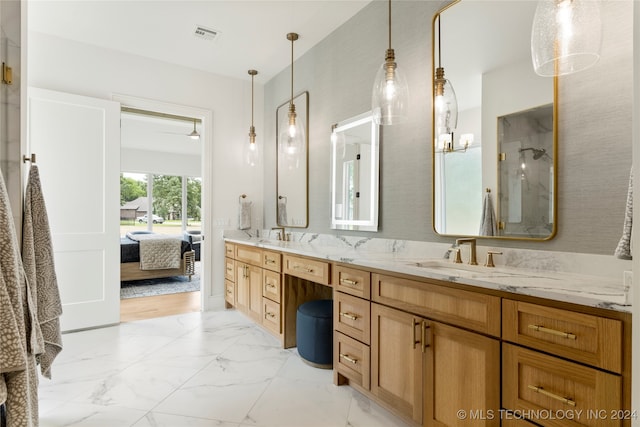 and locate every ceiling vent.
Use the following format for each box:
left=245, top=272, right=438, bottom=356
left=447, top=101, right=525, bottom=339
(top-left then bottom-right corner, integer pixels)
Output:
left=194, top=26, right=220, bottom=41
